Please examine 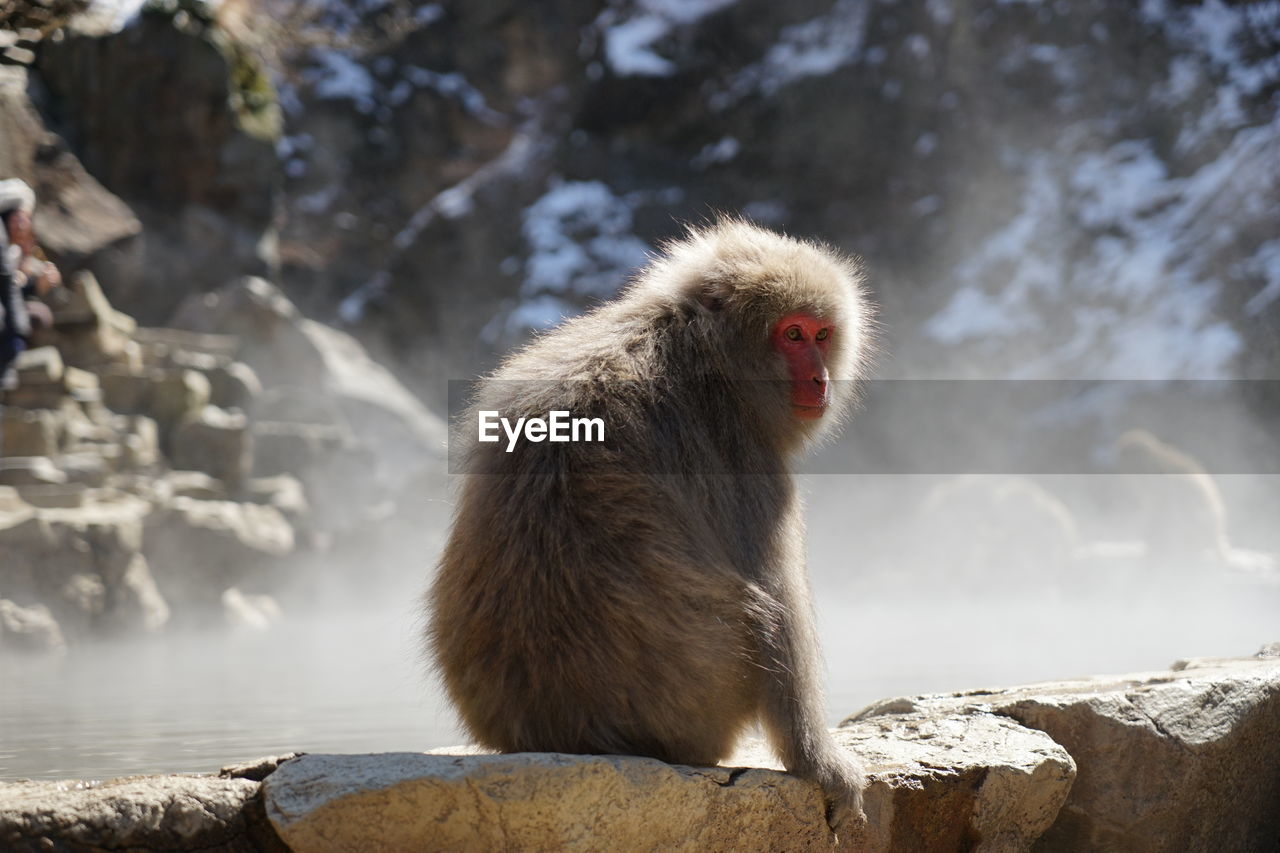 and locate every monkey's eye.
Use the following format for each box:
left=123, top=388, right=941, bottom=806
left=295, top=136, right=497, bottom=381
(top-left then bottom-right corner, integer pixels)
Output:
left=816, top=328, right=830, bottom=341
left=785, top=326, right=803, bottom=341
